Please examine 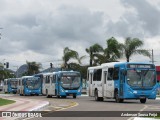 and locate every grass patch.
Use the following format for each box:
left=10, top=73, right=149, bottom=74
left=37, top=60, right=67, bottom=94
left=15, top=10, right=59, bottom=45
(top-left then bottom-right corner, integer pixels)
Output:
left=0, top=98, right=15, bottom=106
